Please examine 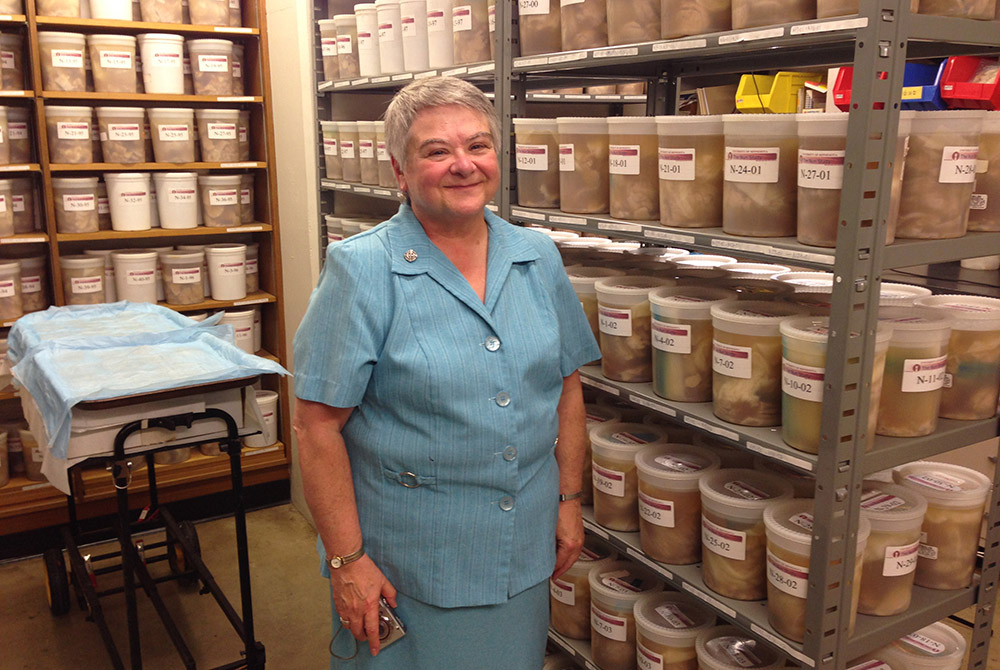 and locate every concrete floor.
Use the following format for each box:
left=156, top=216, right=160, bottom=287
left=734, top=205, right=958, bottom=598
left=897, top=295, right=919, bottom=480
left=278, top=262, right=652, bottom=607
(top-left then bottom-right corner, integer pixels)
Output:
left=1, top=504, right=329, bottom=670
